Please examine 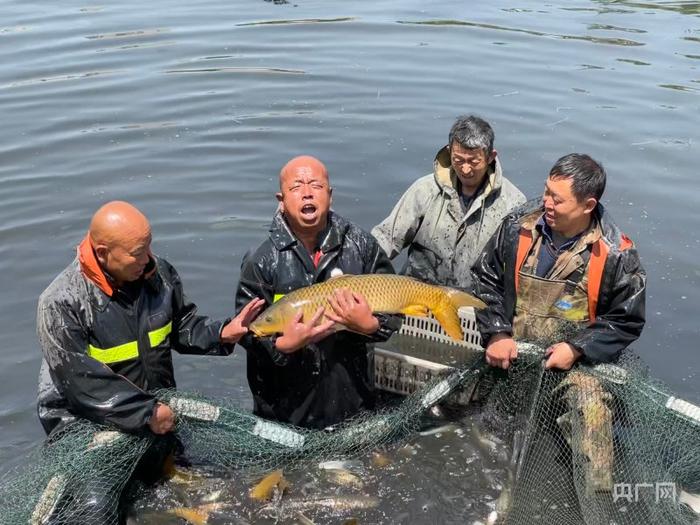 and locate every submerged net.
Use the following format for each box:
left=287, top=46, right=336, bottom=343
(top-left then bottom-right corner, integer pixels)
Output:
left=2, top=311, right=698, bottom=524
